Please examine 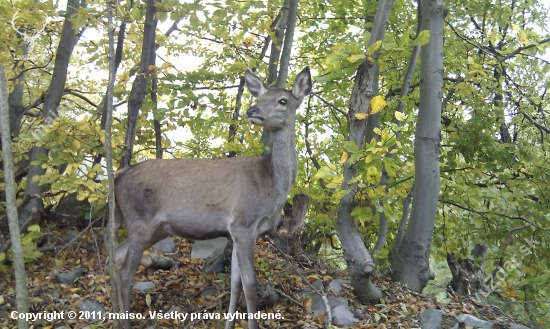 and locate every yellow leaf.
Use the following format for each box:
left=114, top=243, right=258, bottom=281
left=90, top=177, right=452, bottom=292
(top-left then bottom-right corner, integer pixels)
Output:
left=355, top=113, right=368, bottom=120
left=394, top=111, right=407, bottom=121
left=340, top=151, right=348, bottom=167
left=369, top=96, right=386, bottom=115
left=366, top=40, right=382, bottom=55
left=366, top=166, right=380, bottom=184
left=373, top=127, right=382, bottom=136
